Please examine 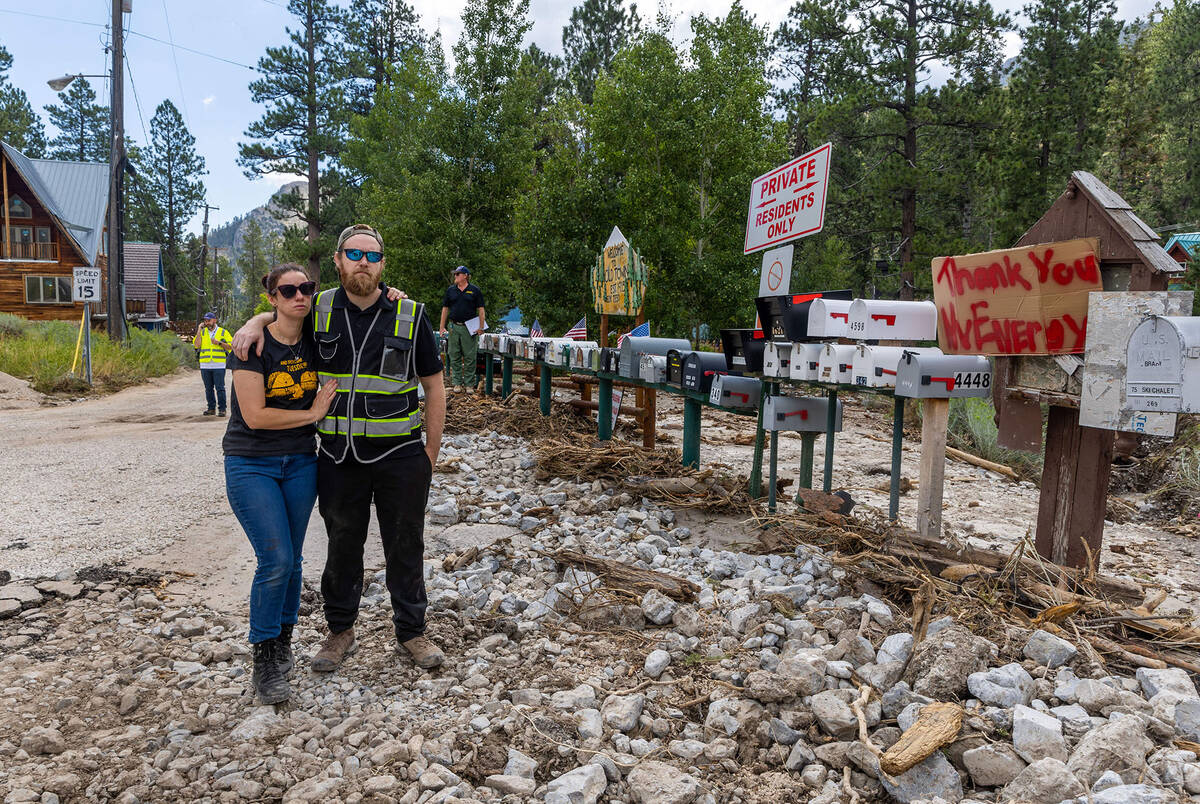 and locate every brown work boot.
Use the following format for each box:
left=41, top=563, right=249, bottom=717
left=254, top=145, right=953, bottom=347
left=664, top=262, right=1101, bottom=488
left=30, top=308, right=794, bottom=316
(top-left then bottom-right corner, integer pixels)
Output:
left=400, top=636, right=444, bottom=669
left=311, top=627, right=356, bottom=672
